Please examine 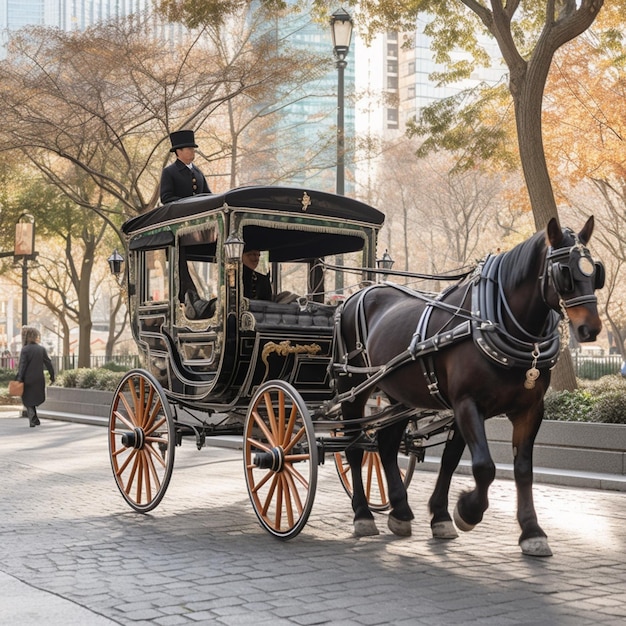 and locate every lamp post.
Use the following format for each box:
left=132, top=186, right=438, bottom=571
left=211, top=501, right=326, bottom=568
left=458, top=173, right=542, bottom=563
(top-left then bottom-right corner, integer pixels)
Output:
left=330, top=7, right=353, bottom=293
left=330, top=7, right=353, bottom=197
left=14, top=213, right=36, bottom=327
